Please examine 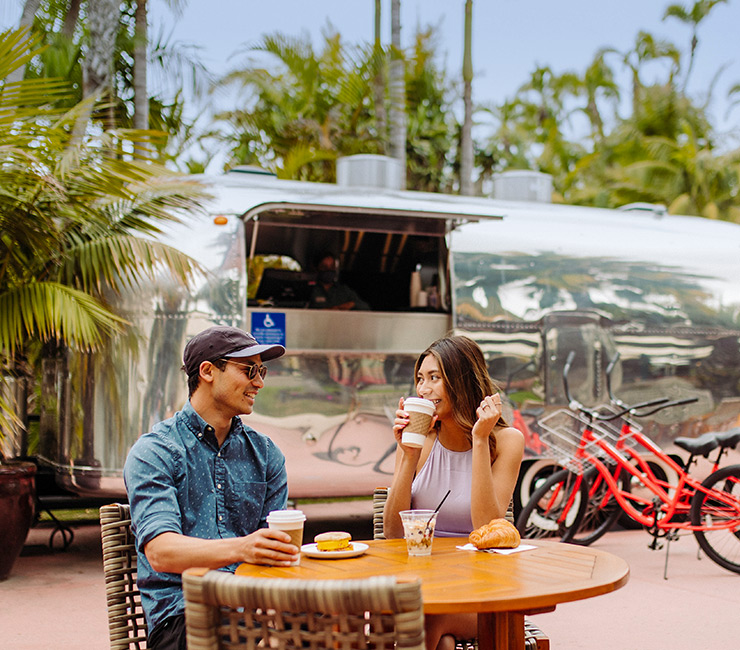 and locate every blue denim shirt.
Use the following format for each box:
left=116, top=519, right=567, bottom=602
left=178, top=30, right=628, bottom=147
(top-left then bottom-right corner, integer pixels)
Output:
left=123, top=400, right=288, bottom=632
